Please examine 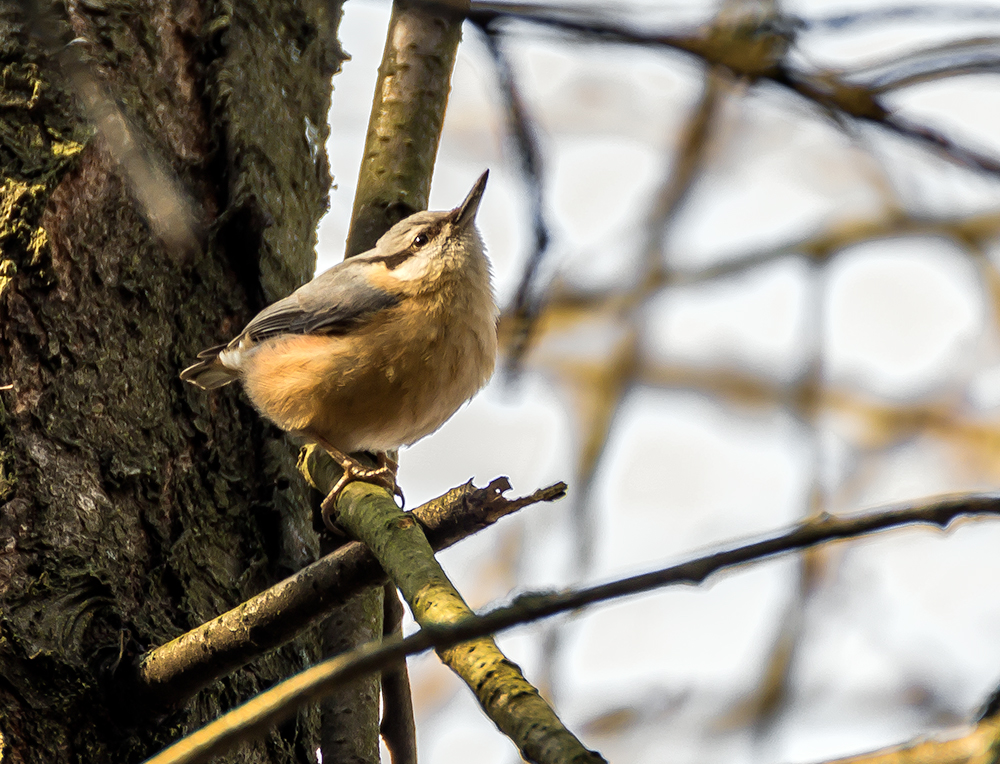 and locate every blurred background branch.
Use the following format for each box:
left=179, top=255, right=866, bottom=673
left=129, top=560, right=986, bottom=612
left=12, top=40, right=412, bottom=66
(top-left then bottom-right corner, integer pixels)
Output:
left=307, top=0, right=1000, bottom=760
